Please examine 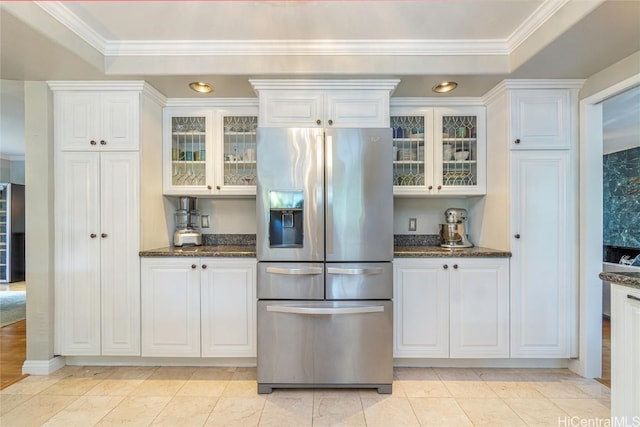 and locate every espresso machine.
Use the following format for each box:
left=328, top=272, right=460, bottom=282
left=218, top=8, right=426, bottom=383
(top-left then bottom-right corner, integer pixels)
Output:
left=439, top=207, right=473, bottom=249
left=174, top=196, right=202, bottom=246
